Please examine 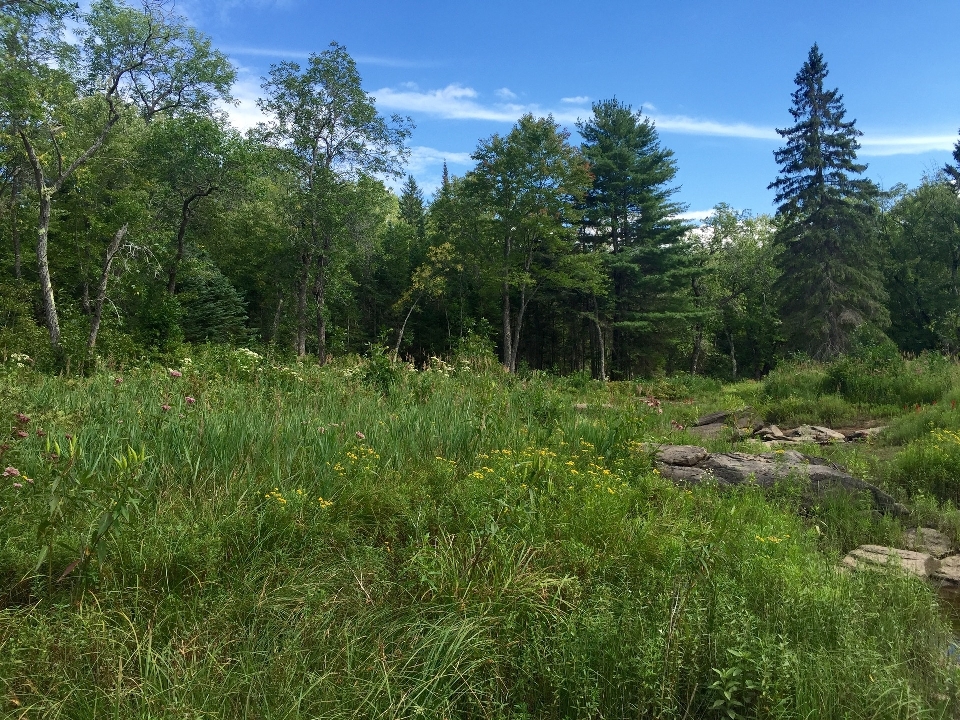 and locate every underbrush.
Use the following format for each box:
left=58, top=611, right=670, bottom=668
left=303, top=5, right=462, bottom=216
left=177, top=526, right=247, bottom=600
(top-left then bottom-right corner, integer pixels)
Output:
left=0, top=349, right=956, bottom=718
